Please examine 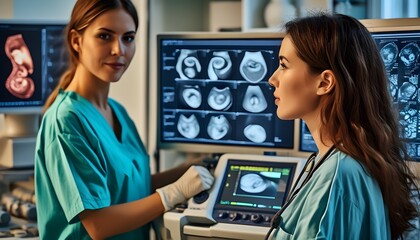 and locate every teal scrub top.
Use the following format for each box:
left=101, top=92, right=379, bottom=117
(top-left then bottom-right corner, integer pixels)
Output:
left=35, top=90, right=151, bottom=240
left=274, top=150, right=391, bottom=240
